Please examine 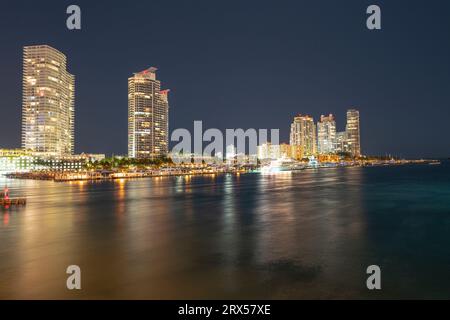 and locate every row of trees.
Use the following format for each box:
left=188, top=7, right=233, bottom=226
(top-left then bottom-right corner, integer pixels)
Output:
left=84, top=156, right=174, bottom=170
